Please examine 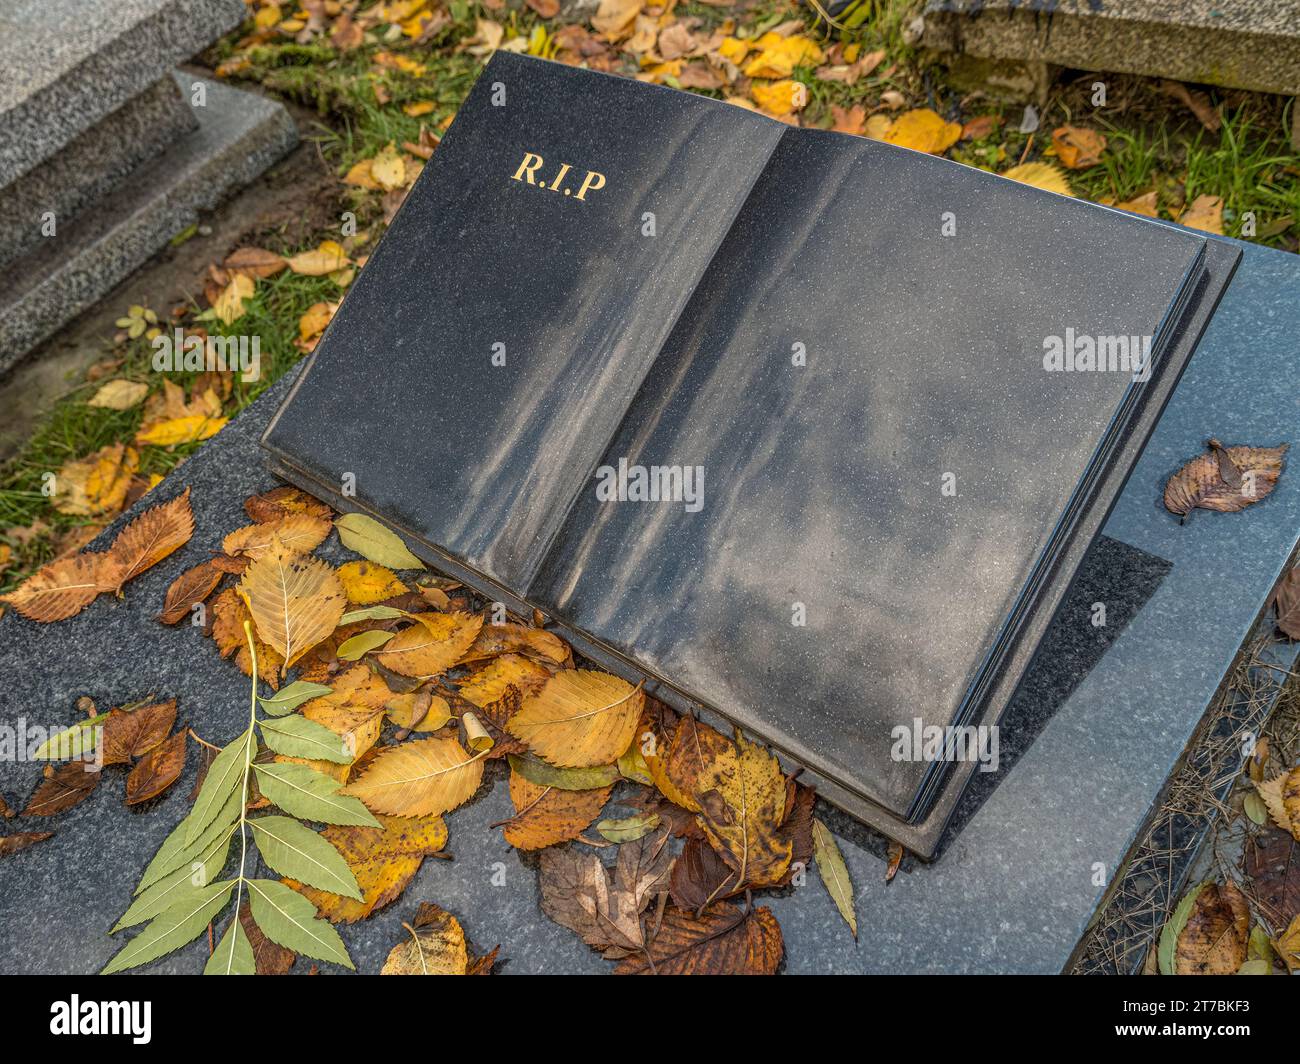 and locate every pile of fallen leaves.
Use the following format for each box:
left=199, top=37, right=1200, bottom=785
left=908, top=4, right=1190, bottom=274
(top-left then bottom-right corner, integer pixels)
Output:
left=5, top=484, right=861, bottom=974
